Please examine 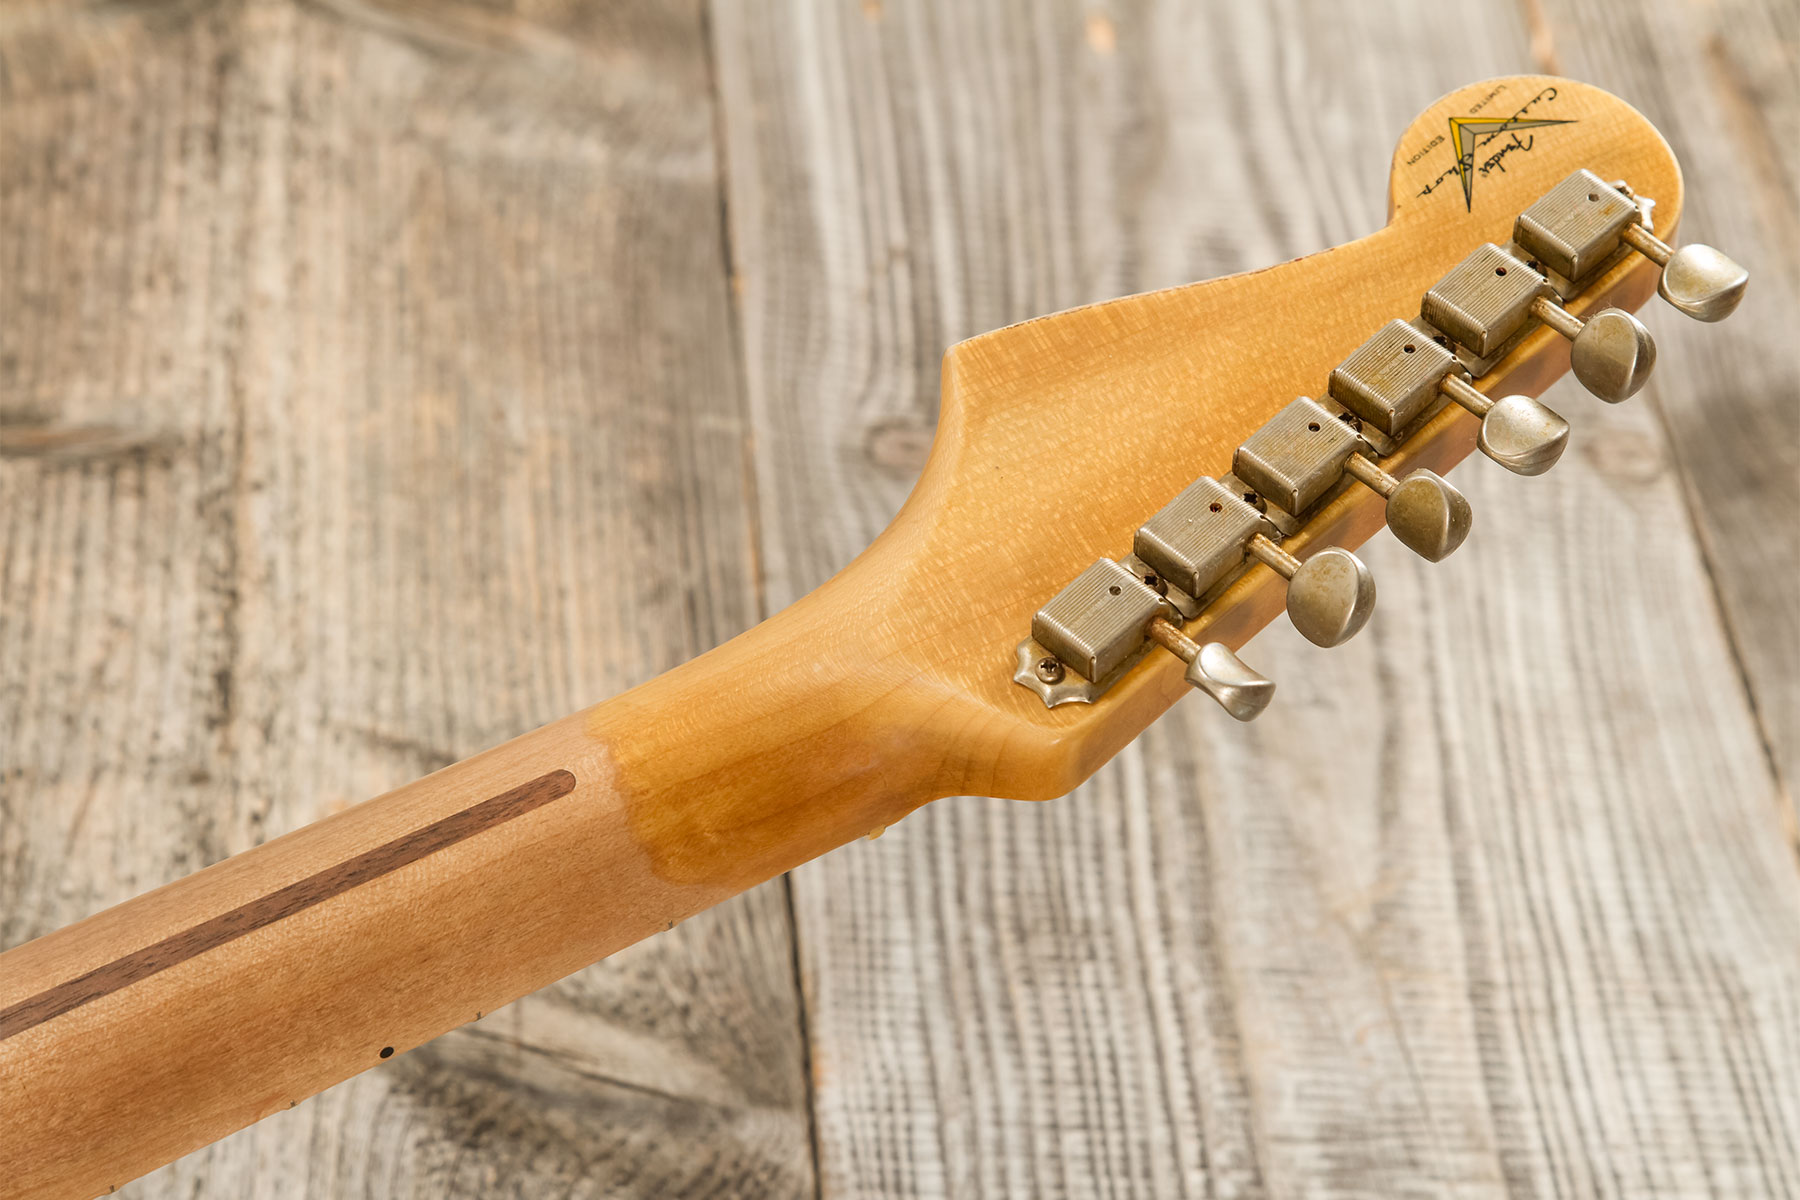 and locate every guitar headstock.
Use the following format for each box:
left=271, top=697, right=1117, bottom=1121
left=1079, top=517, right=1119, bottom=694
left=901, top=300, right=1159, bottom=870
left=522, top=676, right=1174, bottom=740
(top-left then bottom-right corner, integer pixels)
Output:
left=742, top=76, right=1747, bottom=808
